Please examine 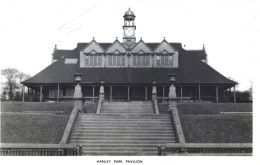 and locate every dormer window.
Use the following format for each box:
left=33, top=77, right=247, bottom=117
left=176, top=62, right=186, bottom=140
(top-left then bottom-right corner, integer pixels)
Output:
left=85, top=54, right=102, bottom=67
left=156, top=54, right=173, bottom=67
